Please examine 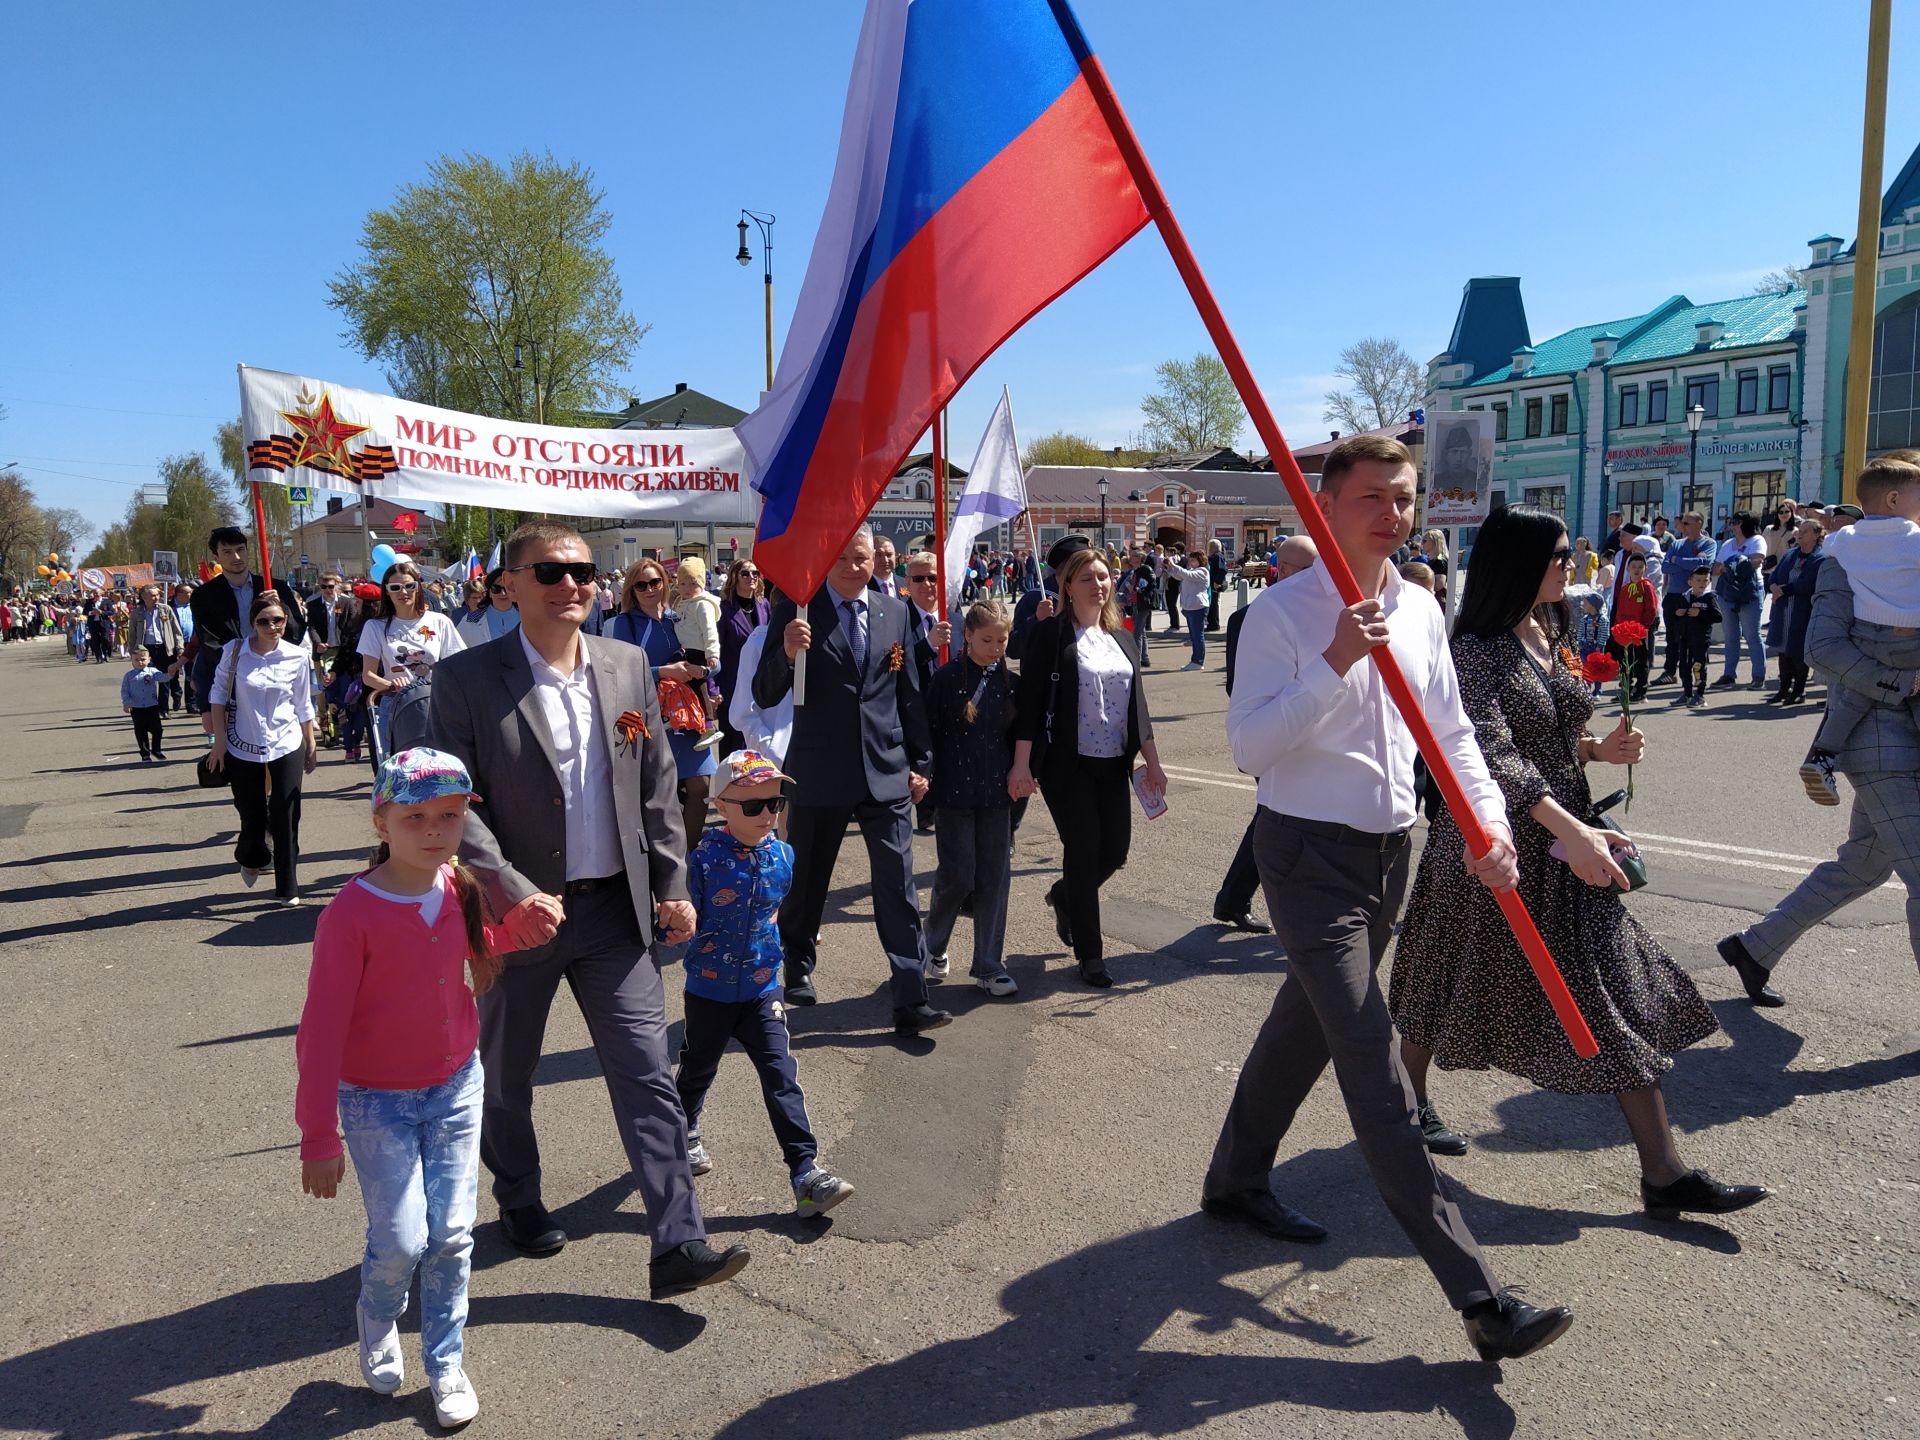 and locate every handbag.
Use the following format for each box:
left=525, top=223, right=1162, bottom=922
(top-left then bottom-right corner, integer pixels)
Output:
left=195, top=752, right=230, bottom=789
